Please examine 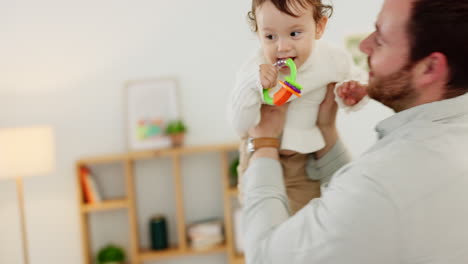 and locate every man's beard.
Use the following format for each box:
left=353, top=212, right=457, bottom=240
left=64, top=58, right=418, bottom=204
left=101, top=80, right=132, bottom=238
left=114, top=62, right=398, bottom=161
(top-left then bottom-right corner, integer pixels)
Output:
left=367, top=63, right=419, bottom=112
